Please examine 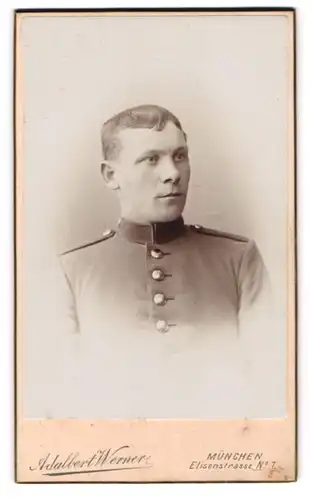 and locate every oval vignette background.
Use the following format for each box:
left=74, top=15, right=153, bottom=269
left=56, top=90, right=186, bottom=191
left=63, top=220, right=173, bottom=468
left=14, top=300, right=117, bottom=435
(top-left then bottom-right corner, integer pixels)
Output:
left=19, top=13, right=291, bottom=418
